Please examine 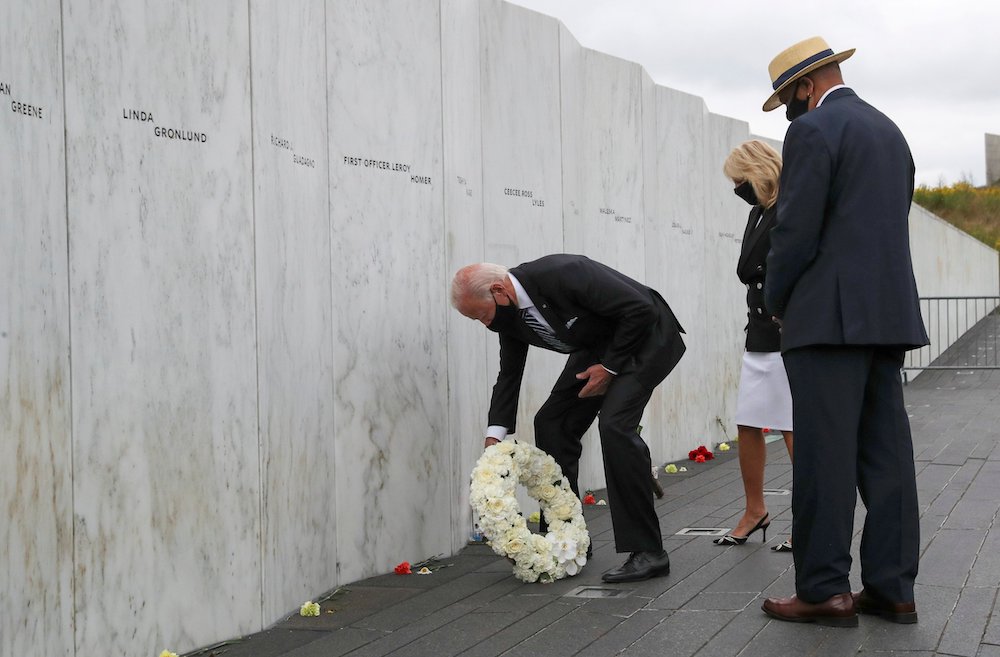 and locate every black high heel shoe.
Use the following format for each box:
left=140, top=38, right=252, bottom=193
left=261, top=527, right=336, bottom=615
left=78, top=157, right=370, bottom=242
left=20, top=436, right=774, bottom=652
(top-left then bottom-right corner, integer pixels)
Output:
left=713, top=513, right=770, bottom=545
